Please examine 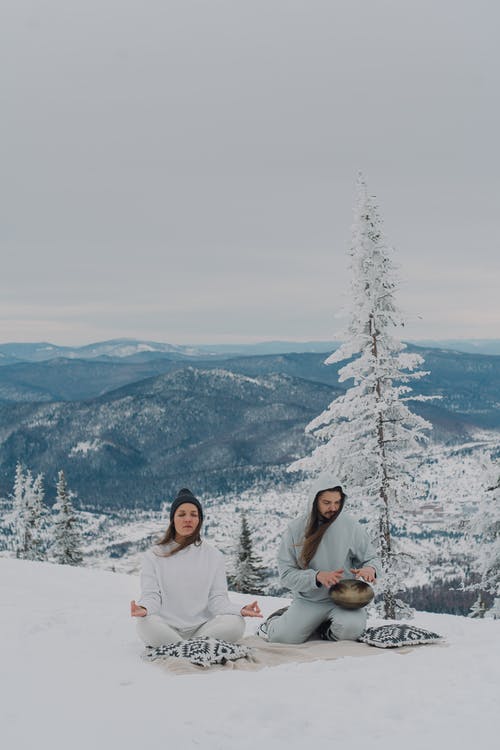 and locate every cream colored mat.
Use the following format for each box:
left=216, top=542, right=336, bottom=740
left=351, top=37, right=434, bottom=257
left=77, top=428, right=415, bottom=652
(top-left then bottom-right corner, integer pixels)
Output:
left=149, top=636, right=412, bottom=675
